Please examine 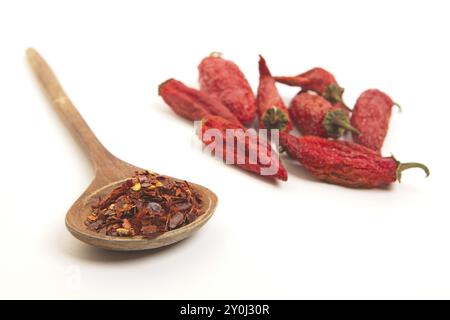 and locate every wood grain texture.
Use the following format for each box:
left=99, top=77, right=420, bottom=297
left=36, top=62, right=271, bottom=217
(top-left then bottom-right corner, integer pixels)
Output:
left=27, top=48, right=218, bottom=251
